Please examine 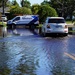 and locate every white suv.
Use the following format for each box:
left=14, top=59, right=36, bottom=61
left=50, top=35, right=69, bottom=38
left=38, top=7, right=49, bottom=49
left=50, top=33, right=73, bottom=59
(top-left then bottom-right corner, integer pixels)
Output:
left=41, top=17, right=68, bottom=36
